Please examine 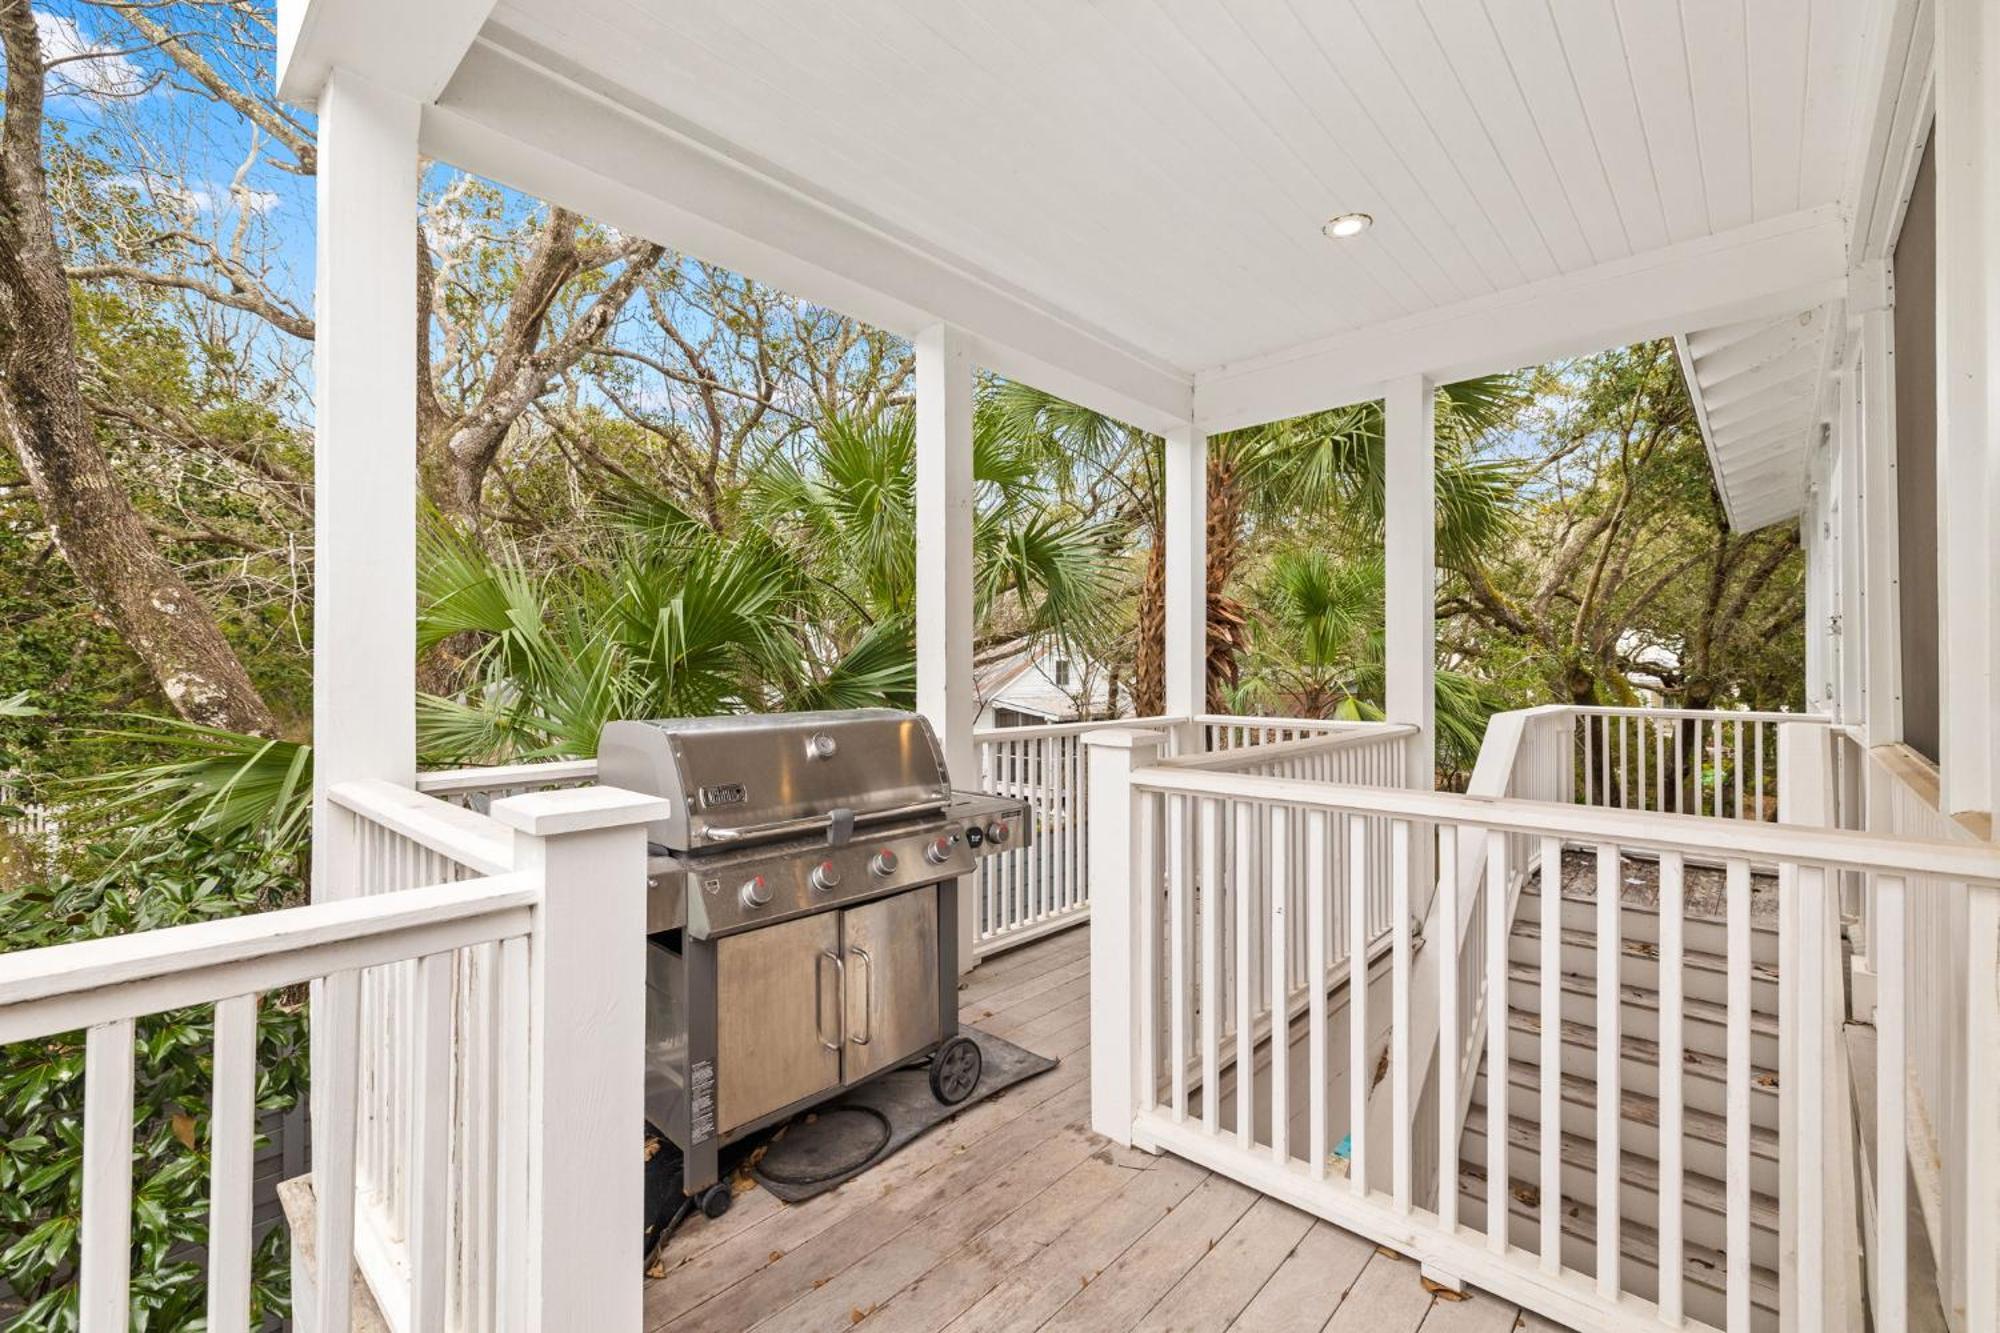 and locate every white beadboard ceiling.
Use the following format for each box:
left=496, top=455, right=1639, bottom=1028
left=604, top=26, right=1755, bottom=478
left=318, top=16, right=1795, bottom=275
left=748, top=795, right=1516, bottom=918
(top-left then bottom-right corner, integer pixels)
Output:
left=412, top=0, right=1886, bottom=521
left=481, top=0, right=1869, bottom=374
